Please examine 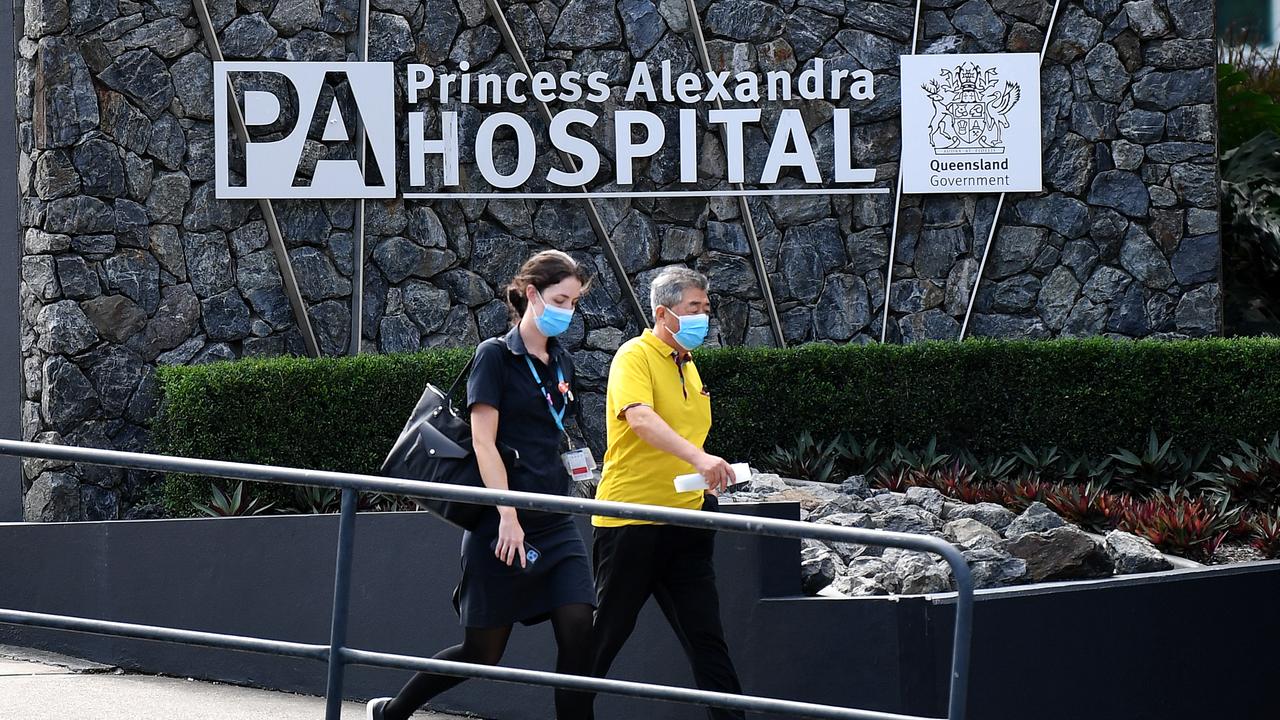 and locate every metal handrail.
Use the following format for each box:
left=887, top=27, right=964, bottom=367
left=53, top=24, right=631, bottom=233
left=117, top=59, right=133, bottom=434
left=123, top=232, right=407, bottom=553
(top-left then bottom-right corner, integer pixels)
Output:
left=0, top=439, right=973, bottom=720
